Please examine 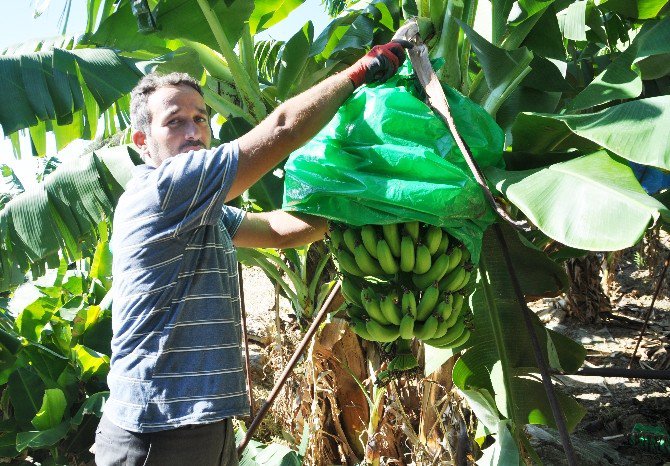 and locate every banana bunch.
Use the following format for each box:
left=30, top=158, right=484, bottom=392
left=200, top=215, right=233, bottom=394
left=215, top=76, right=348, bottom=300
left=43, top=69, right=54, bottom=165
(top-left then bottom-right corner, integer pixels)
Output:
left=344, top=283, right=470, bottom=347
left=328, top=222, right=473, bottom=287
left=330, top=221, right=475, bottom=349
